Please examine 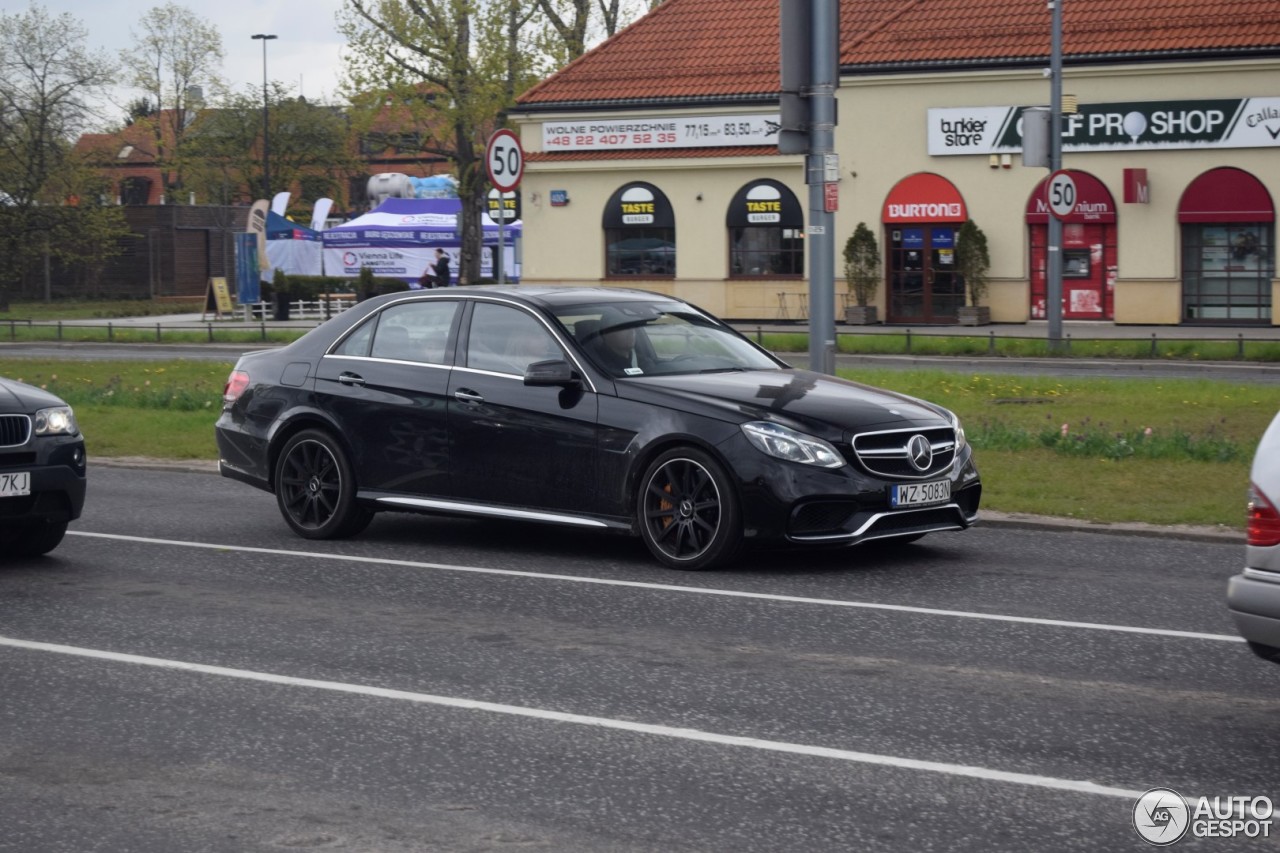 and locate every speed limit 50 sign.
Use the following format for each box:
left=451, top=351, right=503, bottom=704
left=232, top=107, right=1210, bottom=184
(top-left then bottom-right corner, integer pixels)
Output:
left=1046, top=170, right=1077, bottom=220
left=486, top=129, right=524, bottom=193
